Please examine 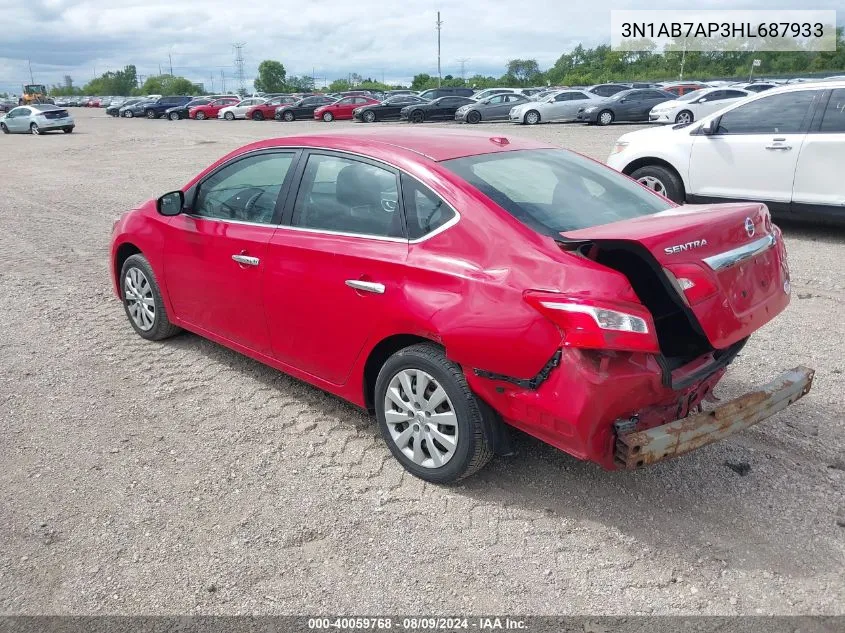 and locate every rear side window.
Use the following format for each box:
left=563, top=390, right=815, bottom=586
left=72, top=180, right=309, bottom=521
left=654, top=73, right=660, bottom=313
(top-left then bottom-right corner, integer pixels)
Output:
left=442, top=149, right=670, bottom=236
left=820, top=89, right=845, bottom=132
left=716, top=90, right=816, bottom=134
left=400, top=175, right=456, bottom=240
